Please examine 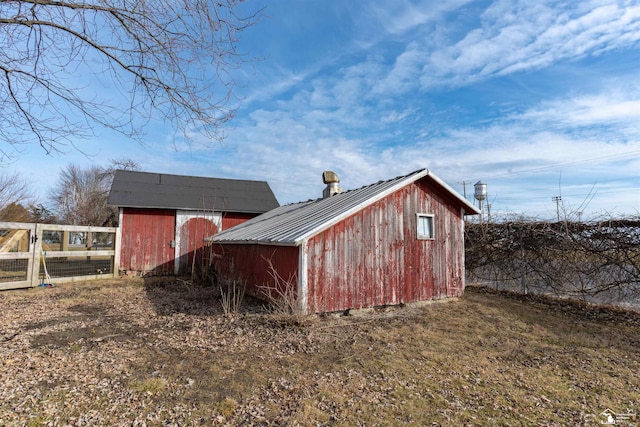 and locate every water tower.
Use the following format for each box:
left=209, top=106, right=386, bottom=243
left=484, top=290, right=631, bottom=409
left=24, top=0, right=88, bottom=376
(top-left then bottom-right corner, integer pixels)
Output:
left=474, top=180, right=487, bottom=221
